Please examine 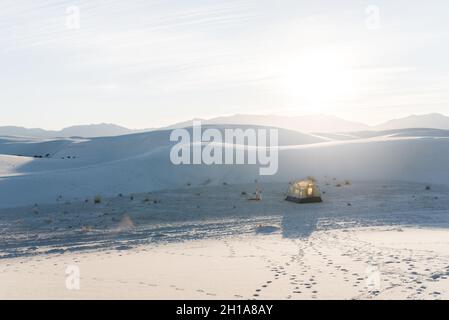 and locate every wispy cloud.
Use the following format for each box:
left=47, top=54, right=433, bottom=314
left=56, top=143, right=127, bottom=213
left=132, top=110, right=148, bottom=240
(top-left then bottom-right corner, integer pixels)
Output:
left=1, top=0, right=449, bottom=128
